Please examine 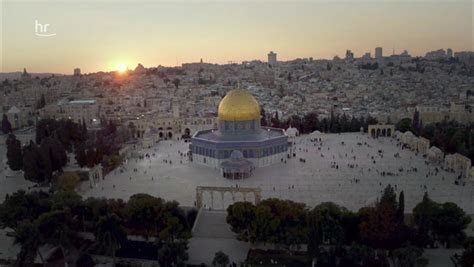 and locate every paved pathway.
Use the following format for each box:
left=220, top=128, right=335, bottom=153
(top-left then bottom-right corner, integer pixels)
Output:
left=188, top=210, right=252, bottom=265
